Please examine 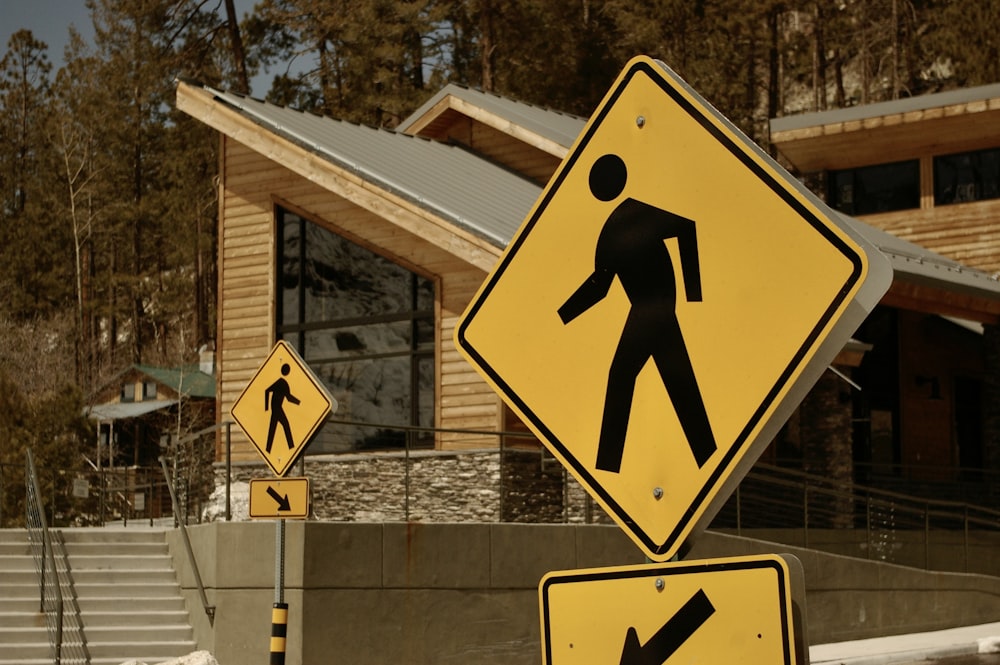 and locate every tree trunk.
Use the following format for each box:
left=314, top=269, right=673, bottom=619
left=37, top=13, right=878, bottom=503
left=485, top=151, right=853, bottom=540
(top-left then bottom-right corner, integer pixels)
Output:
left=813, top=2, right=827, bottom=111
left=224, top=0, right=250, bottom=94
left=479, top=0, right=496, bottom=91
